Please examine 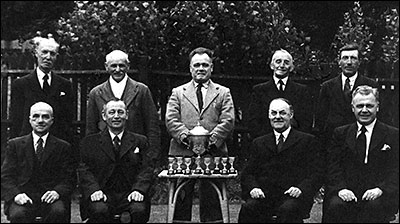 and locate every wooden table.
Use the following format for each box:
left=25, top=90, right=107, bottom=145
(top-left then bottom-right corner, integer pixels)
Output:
left=158, top=170, right=238, bottom=223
